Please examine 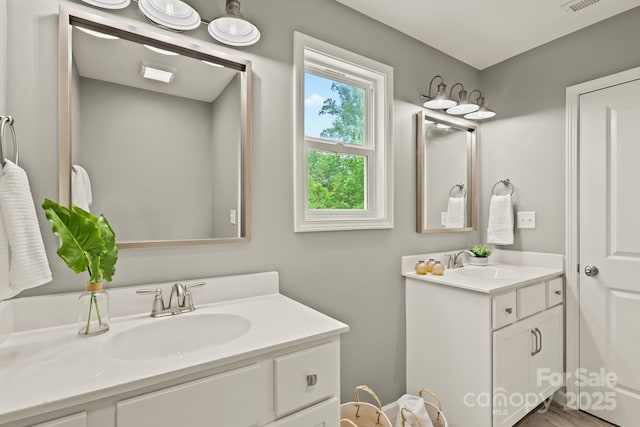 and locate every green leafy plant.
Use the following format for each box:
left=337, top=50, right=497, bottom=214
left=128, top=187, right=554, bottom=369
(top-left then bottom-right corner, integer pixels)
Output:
left=42, top=198, right=118, bottom=333
left=470, top=244, right=492, bottom=257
